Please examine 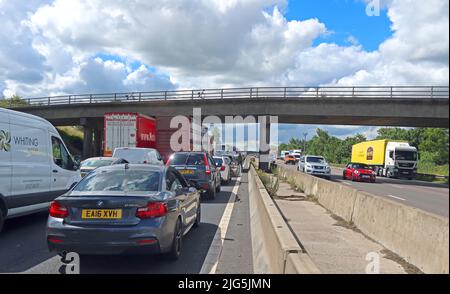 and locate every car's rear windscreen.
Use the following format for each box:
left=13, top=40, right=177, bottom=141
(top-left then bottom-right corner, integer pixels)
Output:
left=113, top=149, right=146, bottom=163
left=170, top=153, right=206, bottom=166
left=74, top=169, right=160, bottom=192
left=213, top=157, right=223, bottom=166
